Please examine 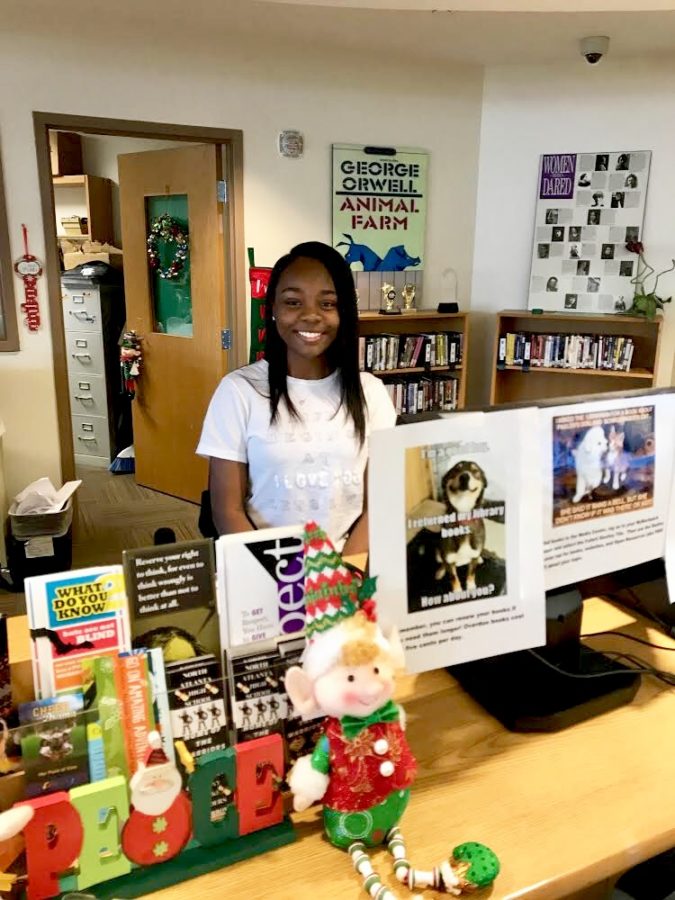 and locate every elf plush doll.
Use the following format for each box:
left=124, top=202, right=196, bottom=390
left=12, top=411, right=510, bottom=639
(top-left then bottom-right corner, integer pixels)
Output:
left=285, top=523, right=500, bottom=899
